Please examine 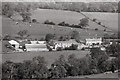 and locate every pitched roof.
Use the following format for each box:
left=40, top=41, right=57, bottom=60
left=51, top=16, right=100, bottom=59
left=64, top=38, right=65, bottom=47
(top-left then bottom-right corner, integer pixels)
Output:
left=9, top=40, right=19, bottom=44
